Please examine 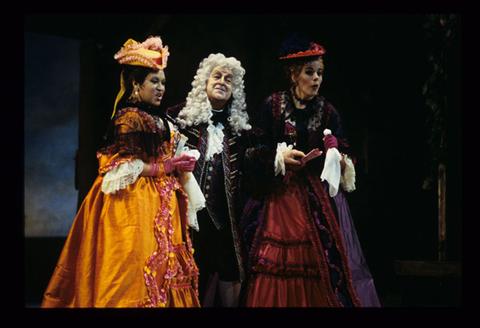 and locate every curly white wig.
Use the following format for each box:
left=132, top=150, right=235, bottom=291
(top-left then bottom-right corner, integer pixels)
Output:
left=176, top=53, right=251, bottom=135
